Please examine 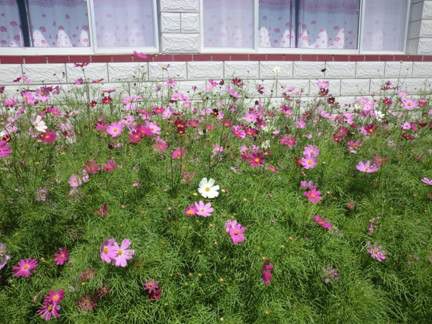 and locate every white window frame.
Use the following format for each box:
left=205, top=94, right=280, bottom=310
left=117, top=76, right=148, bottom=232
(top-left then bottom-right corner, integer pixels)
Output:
left=0, top=0, right=159, bottom=55
left=200, top=0, right=411, bottom=55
